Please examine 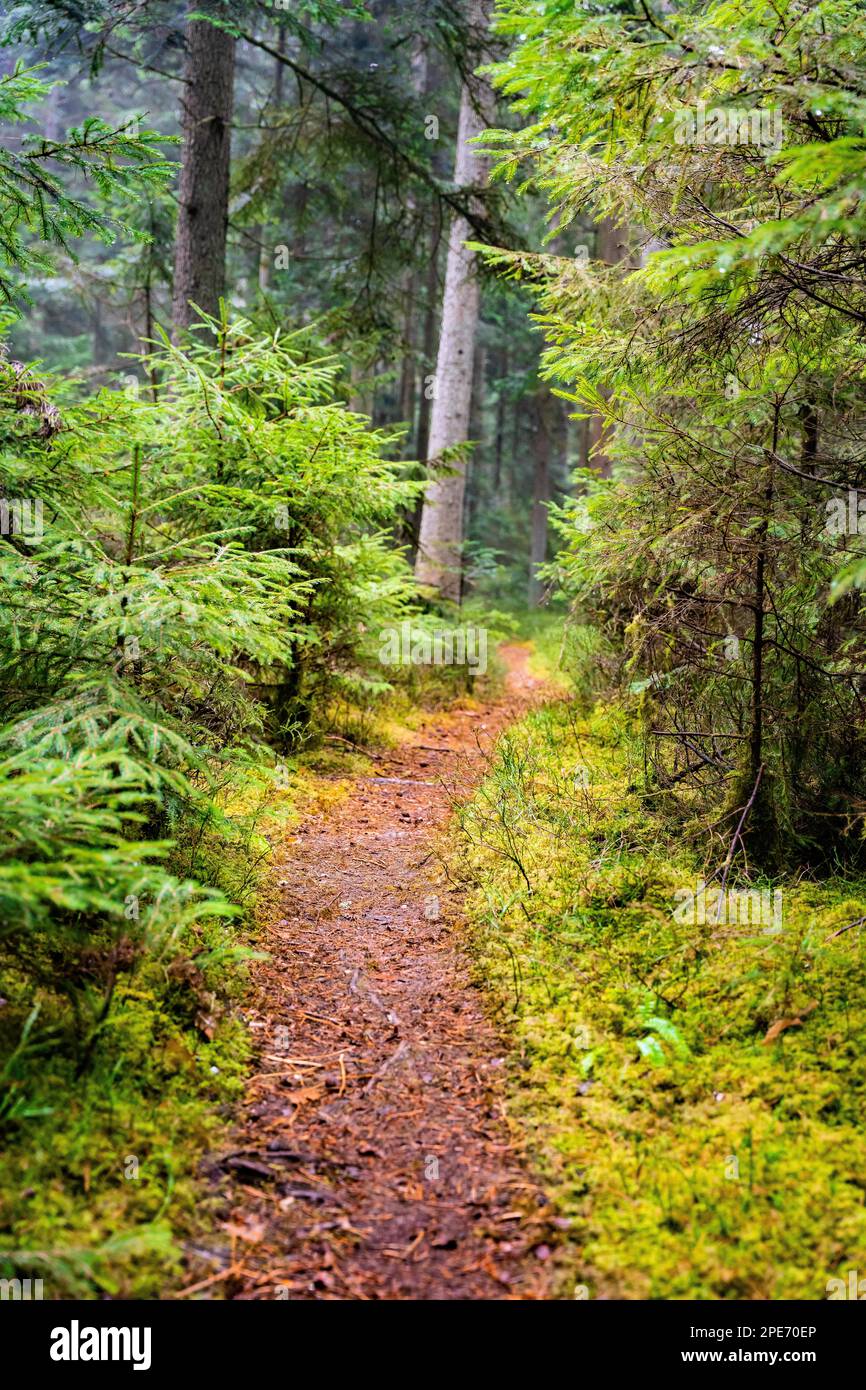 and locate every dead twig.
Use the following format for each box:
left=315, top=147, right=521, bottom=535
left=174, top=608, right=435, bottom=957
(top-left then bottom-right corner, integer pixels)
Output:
left=175, top=1263, right=248, bottom=1298
left=825, top=915, right=866, bottom=942
left=713, top=764, right=764, bottom=920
